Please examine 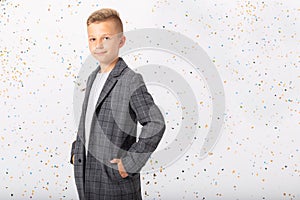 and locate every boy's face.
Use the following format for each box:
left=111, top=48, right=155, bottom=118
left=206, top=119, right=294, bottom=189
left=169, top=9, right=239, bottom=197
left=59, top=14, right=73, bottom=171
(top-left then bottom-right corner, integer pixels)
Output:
left=87, top=19, right=125, bottom=67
